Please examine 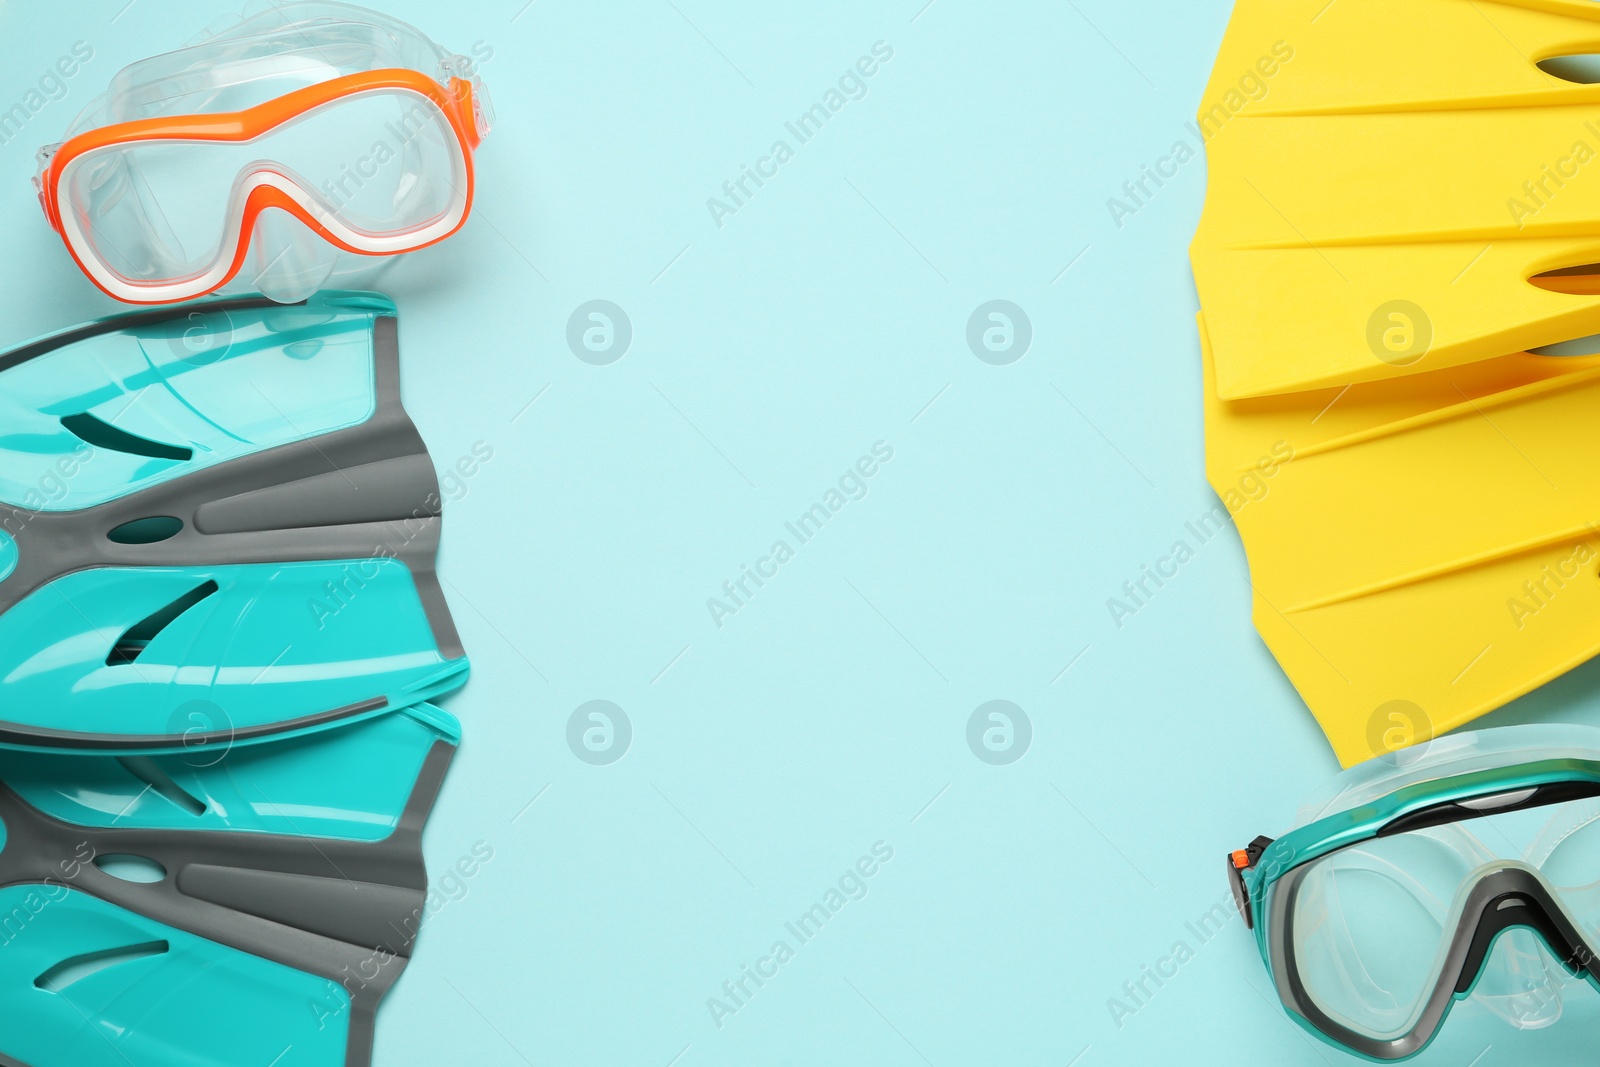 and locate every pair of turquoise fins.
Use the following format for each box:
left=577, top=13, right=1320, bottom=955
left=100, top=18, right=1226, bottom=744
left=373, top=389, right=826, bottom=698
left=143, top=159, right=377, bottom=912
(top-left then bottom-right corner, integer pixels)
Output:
left=0, top=291, right=470, bottom=1066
